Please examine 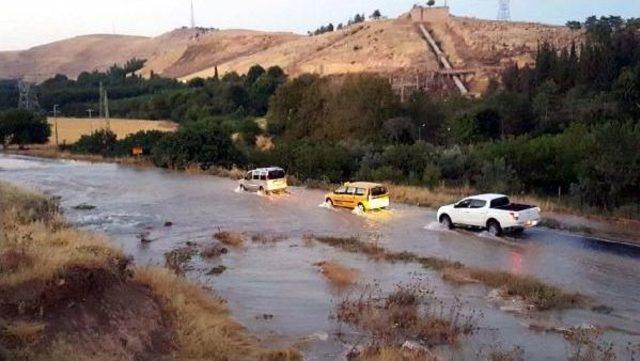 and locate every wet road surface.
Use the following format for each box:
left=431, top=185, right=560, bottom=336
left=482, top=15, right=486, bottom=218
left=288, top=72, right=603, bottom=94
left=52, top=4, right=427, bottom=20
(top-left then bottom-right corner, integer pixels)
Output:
left=1, top=154, right=639, bottom=360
